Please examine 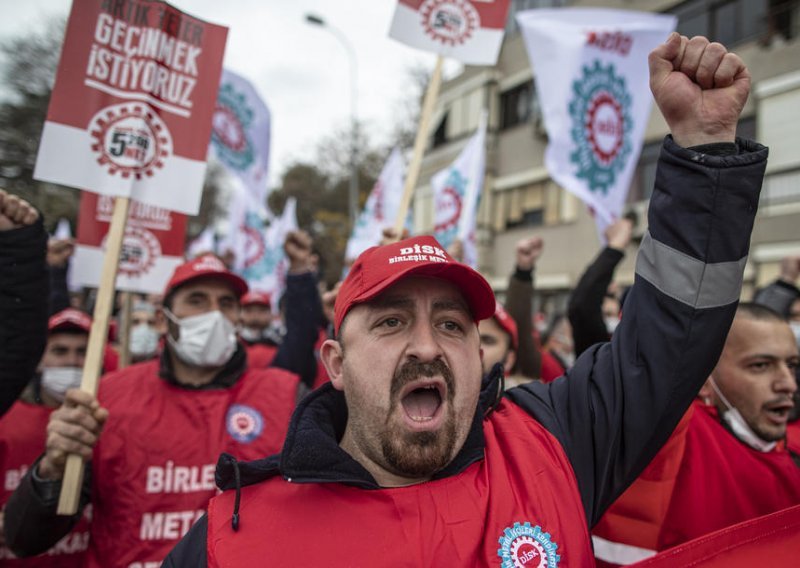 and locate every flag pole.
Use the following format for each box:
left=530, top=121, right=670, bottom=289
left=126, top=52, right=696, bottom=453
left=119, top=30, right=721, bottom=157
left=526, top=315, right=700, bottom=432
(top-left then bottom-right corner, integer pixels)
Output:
left=58, top=196, right=130, bottom=515
left=117, top=292, right=133, bottom=369
left=393, top=55, right=444, bottom=236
